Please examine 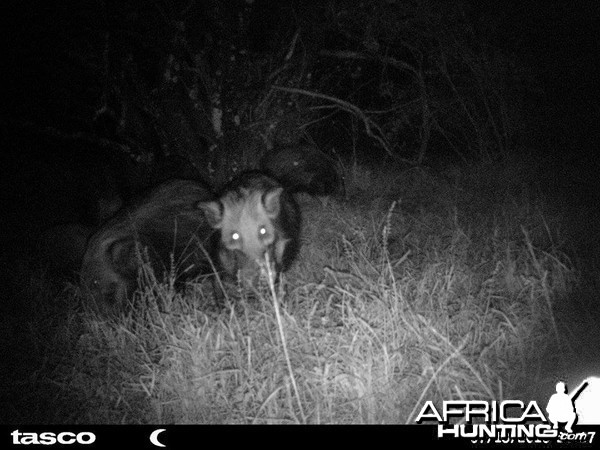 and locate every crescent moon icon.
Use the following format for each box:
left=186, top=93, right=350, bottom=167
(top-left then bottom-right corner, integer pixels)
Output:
left=150, top=429, right=166, bottom=448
